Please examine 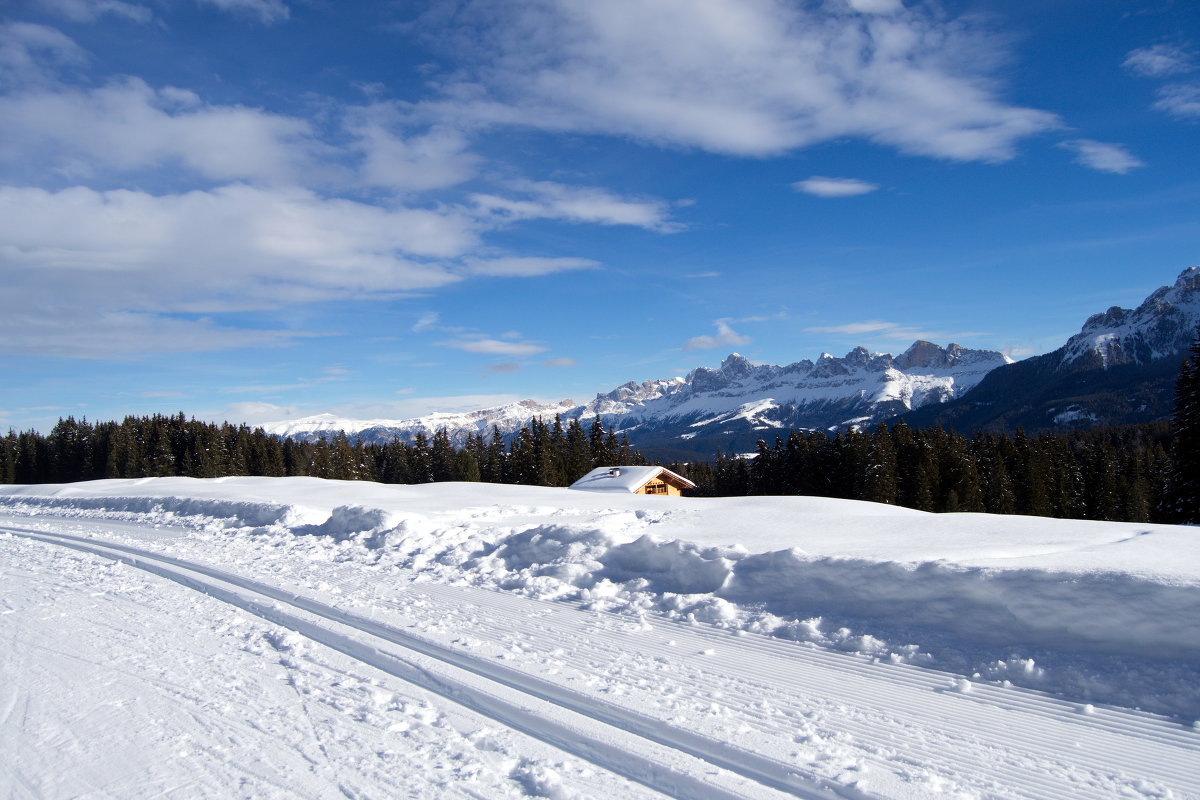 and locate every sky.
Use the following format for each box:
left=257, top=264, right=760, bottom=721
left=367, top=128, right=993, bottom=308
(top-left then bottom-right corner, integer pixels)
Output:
left=2, top=0, right=1199, bottom=432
